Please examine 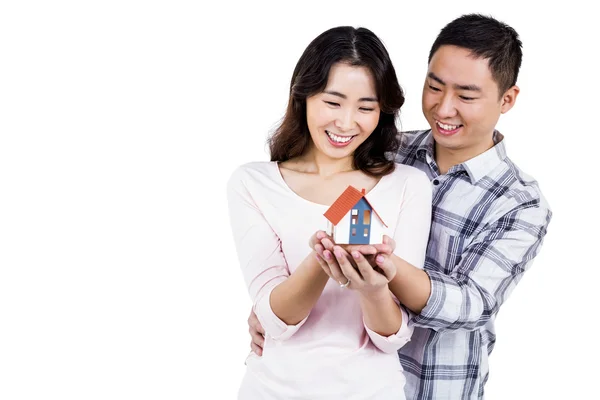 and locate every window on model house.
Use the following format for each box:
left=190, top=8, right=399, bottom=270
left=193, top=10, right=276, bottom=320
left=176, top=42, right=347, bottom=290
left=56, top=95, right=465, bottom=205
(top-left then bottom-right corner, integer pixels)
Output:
left=364, top=228, right=369, bottom=237
left=351, top=209, right=358, bottom=224
left=352, top=228, right=356, bottom=236
left=363, top=210, right=371, bottom=225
